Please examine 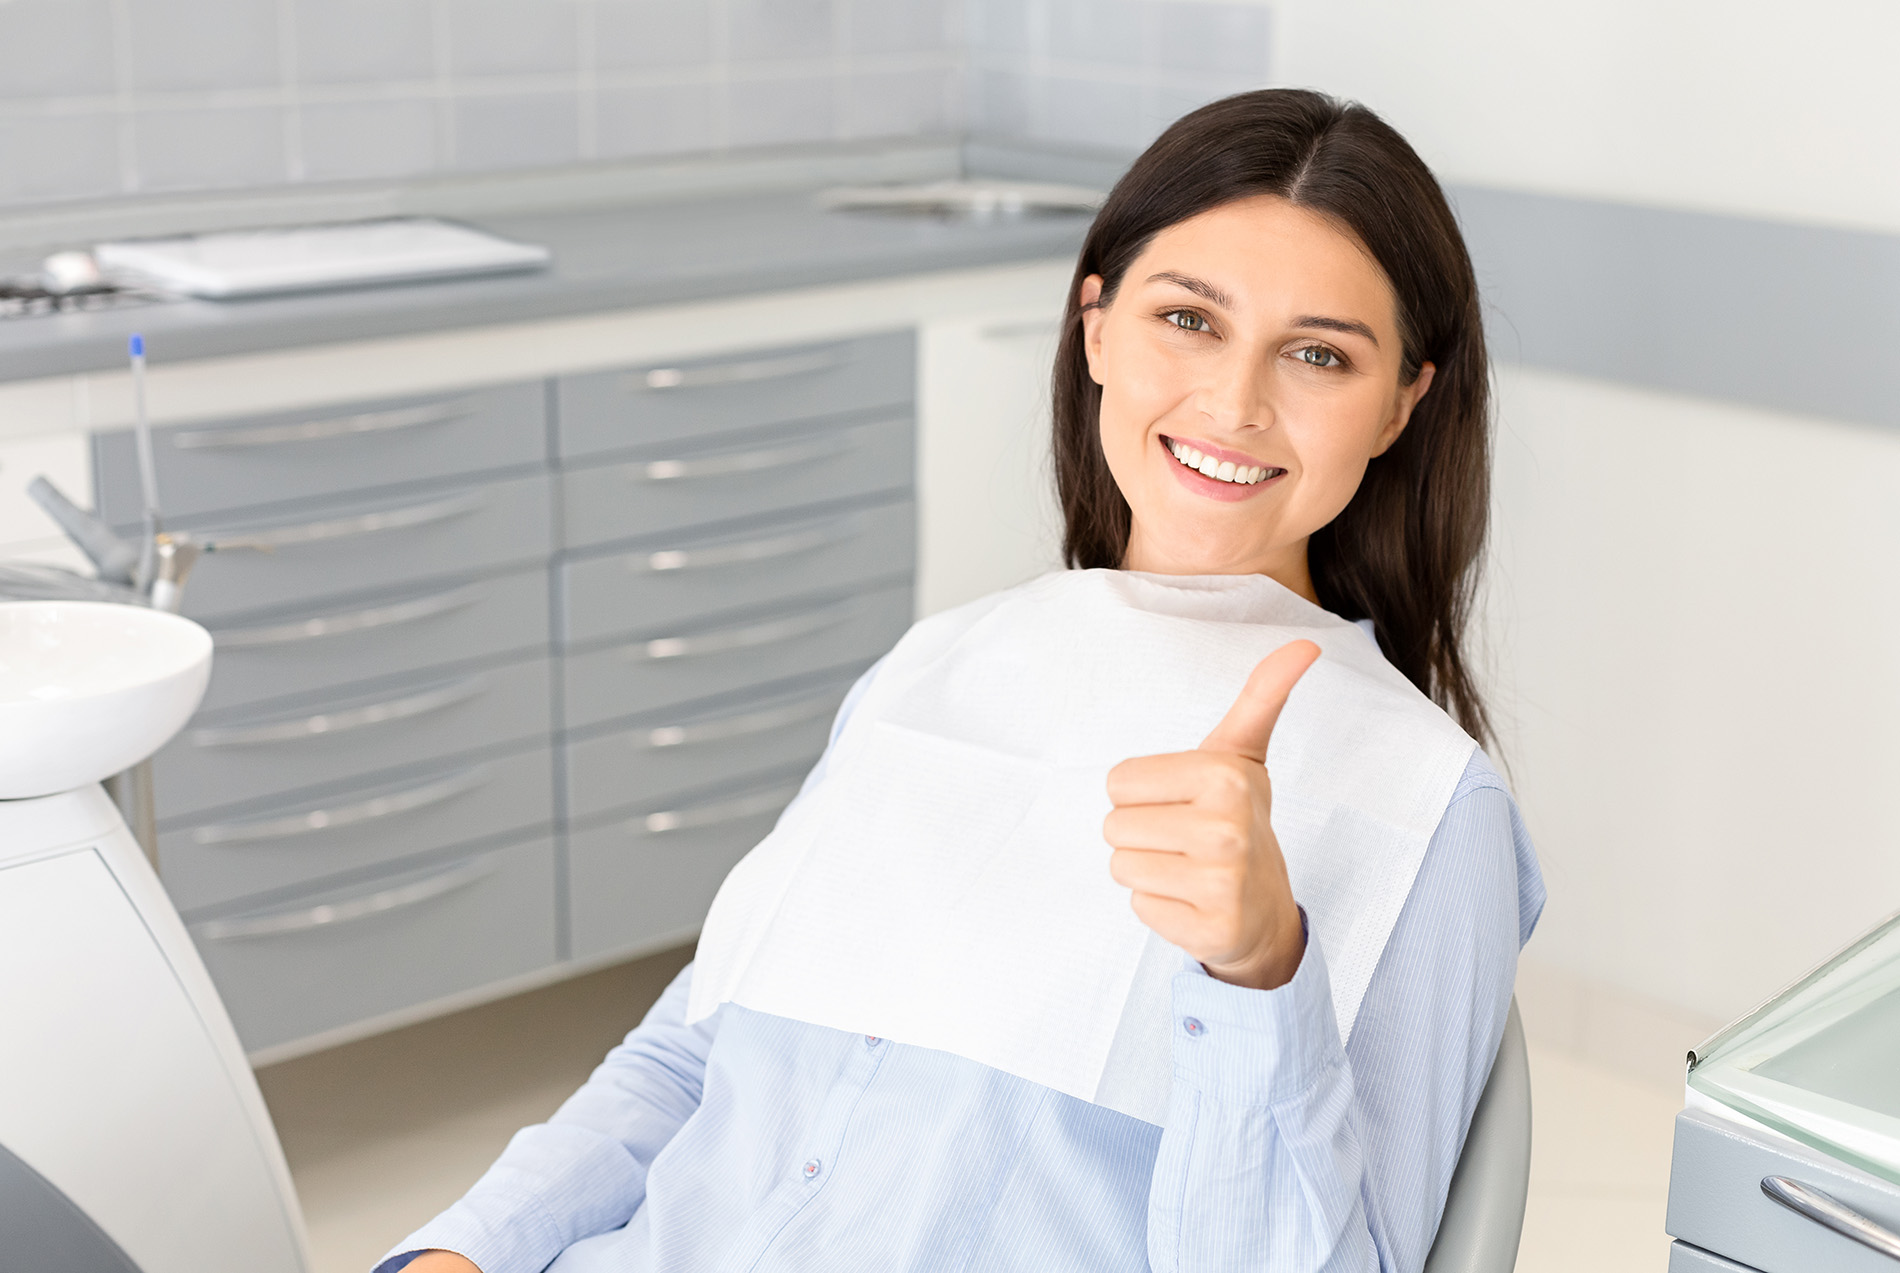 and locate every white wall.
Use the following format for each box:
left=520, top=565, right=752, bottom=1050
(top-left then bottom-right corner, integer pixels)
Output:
left=1275, top=0, right=1900, bottom=235
left=1485, top=365, right=1900, bottom=1025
